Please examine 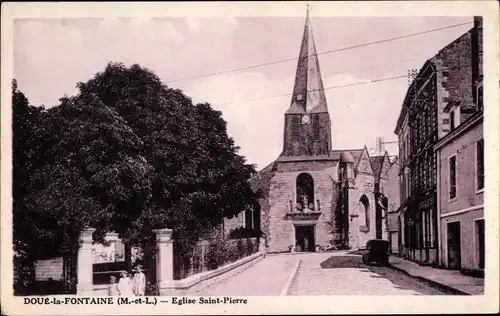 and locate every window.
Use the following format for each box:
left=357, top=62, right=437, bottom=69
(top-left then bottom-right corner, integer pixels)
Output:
left=477, top=138, right=484, bottom=190
left=244, top=207, right=253, bottom=229
left=313, top=115, right=320, bottom=141
left=360, top=194, right=370, bottom=231
left=296, top=173, right=314, bottom=212
left=450, top=111, right=455, bottom=131
left=449, top=155, right=457, bottom=199
left=291, top=116, right=300, bottom=141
